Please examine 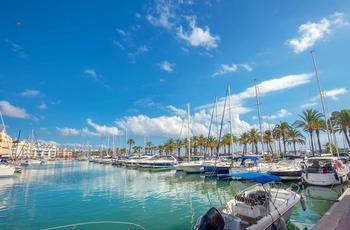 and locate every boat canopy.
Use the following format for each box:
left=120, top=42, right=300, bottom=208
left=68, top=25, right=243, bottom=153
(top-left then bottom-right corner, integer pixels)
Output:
left=219, top=172, right=281, bottom=184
